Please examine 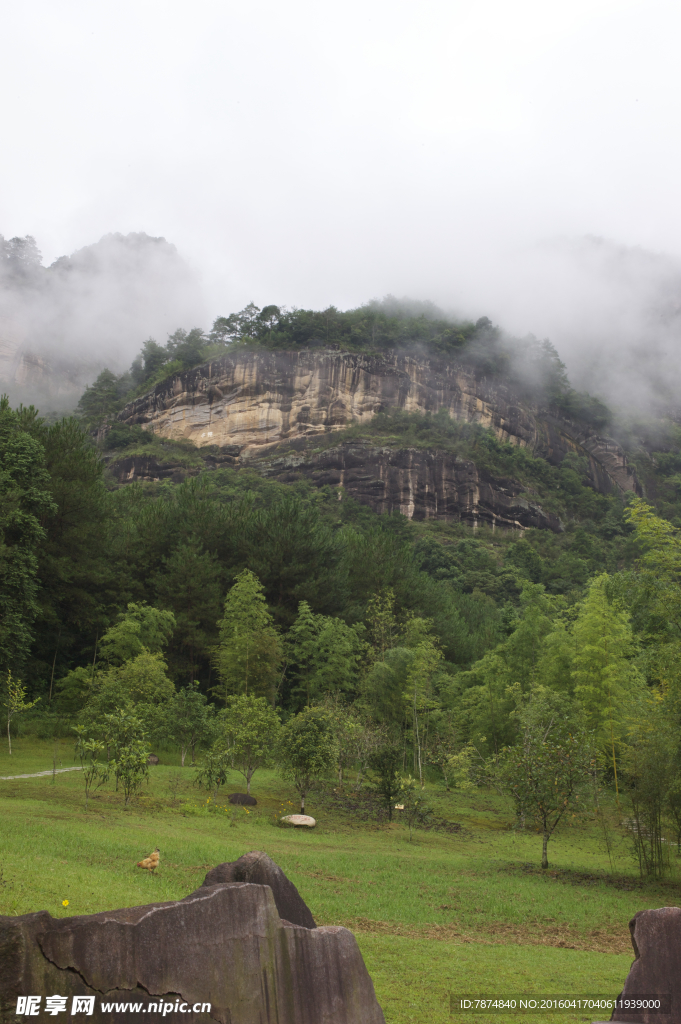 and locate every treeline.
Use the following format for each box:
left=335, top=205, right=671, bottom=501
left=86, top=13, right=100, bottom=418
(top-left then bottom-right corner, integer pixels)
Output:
left=76, top=300, right=609, bottom=430
left=7, top=391, right=681, bottom=873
